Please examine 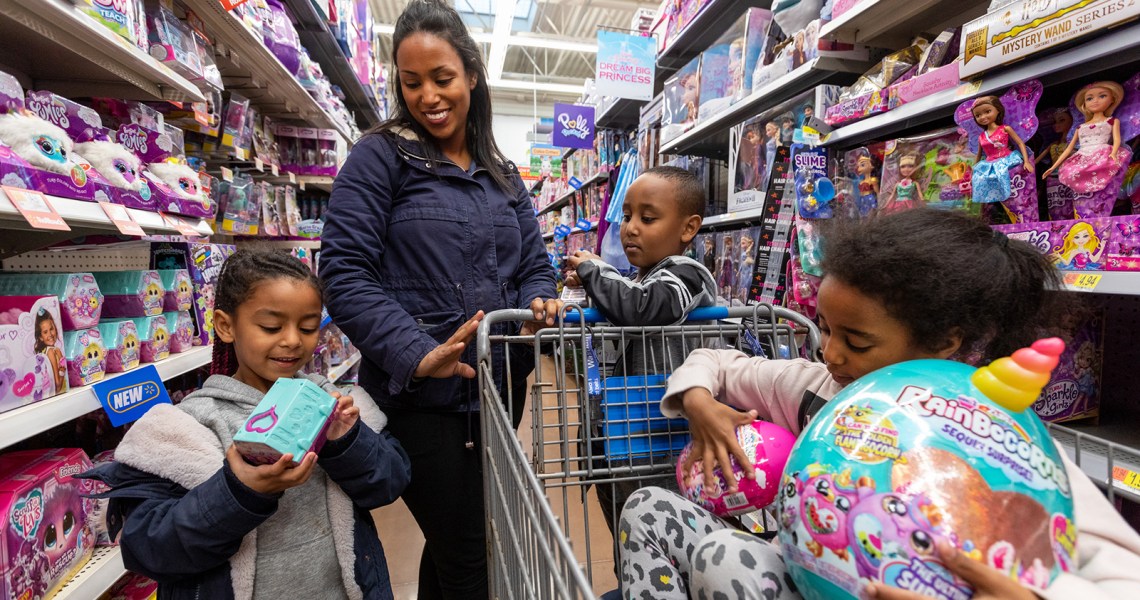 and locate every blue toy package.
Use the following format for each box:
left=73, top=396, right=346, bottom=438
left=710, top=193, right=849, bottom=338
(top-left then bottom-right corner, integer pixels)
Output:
left=778, top=339, right=1077, bottom=600
left=233, top=378, right=338, bottom=465
left=791, top=145, right=834, bottom=219
left=697, top=42, right=733, bottom=119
